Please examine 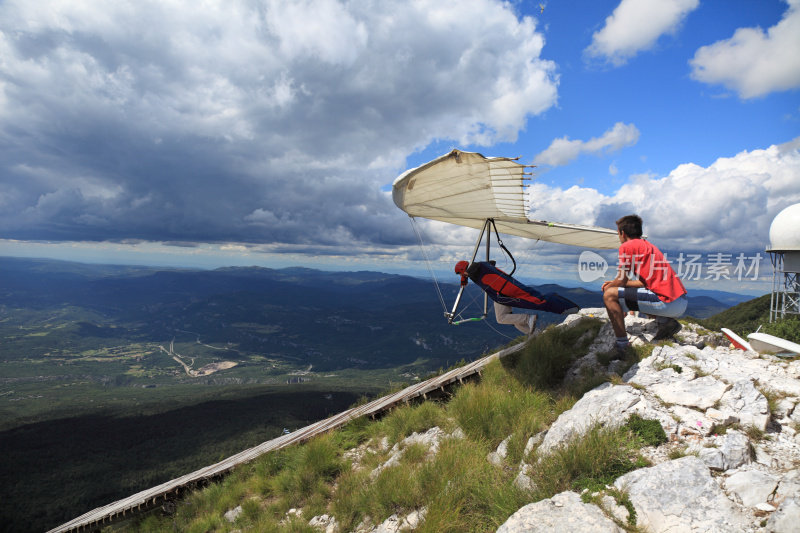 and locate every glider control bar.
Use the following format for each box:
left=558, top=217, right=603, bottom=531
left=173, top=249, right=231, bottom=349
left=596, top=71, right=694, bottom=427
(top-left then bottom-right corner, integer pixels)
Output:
left=446, top=219, right=493, bottom=325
